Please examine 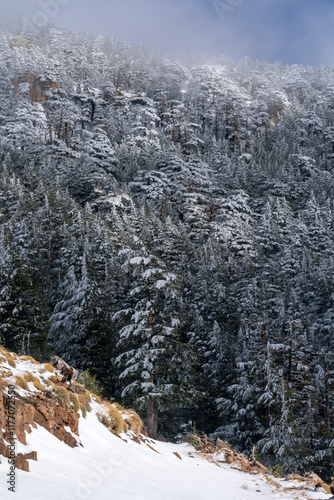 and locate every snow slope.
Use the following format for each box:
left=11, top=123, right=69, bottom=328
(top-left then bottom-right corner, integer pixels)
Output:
left=0, top=405, right=331, bottom=500
left=0, top=351, right=331, bottom=500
